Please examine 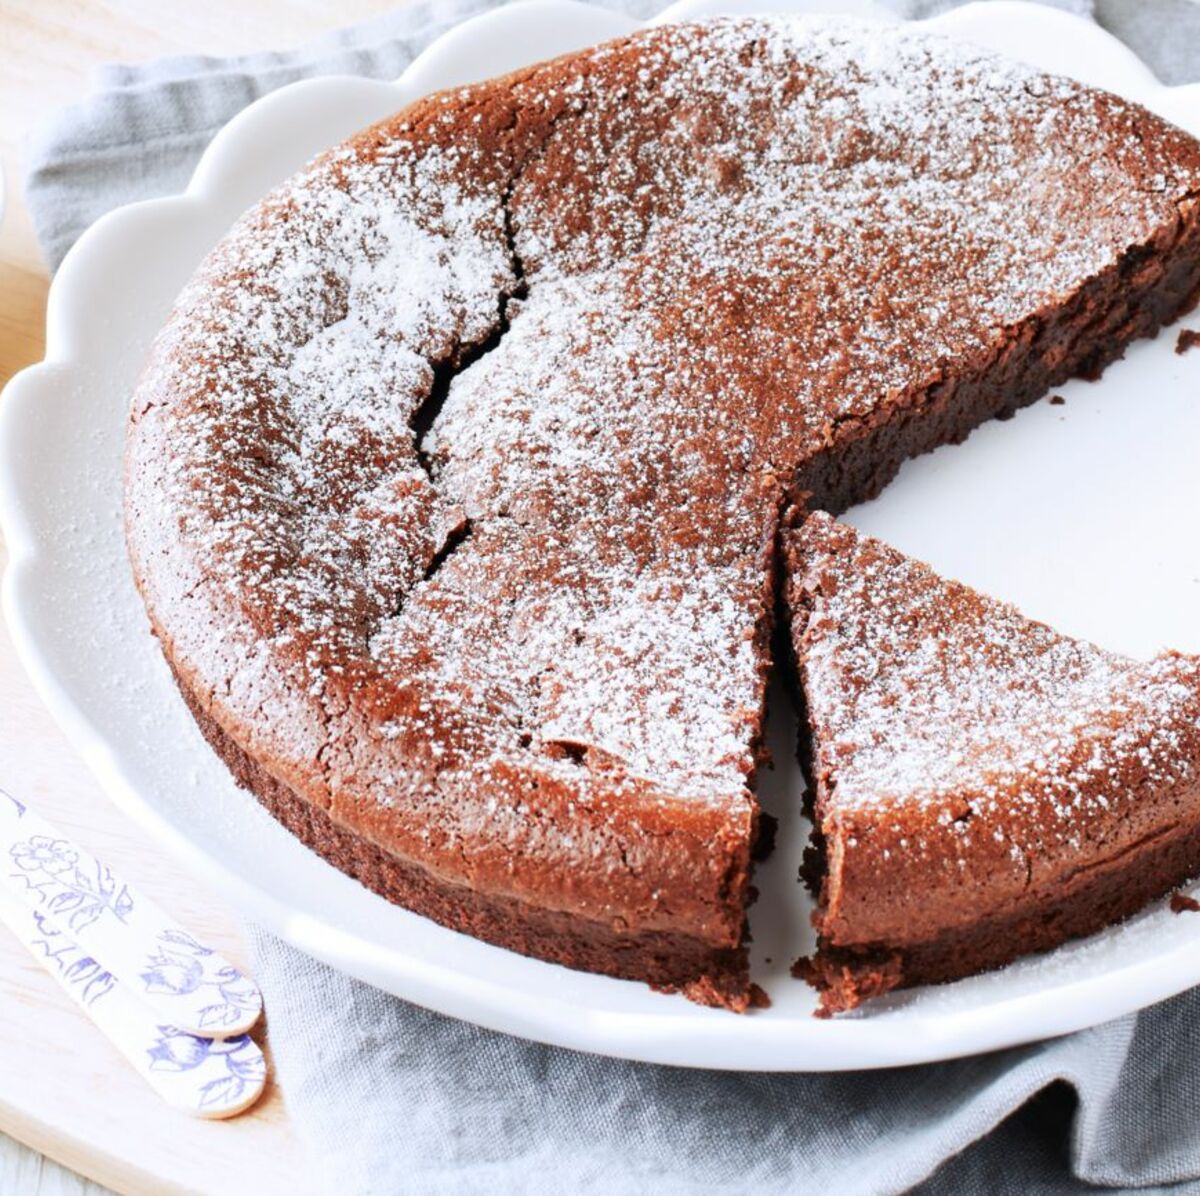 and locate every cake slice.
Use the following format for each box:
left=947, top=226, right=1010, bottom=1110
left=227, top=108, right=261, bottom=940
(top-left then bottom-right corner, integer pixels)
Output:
left=786, top=512, right=1200, bottom=1015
